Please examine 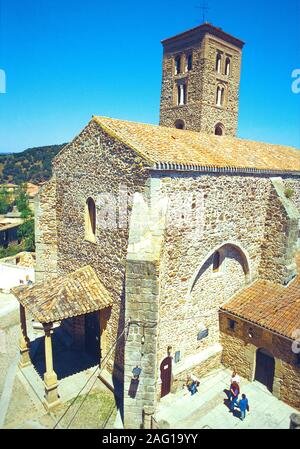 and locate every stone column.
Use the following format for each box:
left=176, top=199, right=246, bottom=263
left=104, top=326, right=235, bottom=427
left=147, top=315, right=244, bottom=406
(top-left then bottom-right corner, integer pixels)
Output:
left=43, top=323, right=60, bottom=410
left=290, top=413, right=300, bottom=429
left=18, top=304, right=31, bottom=368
